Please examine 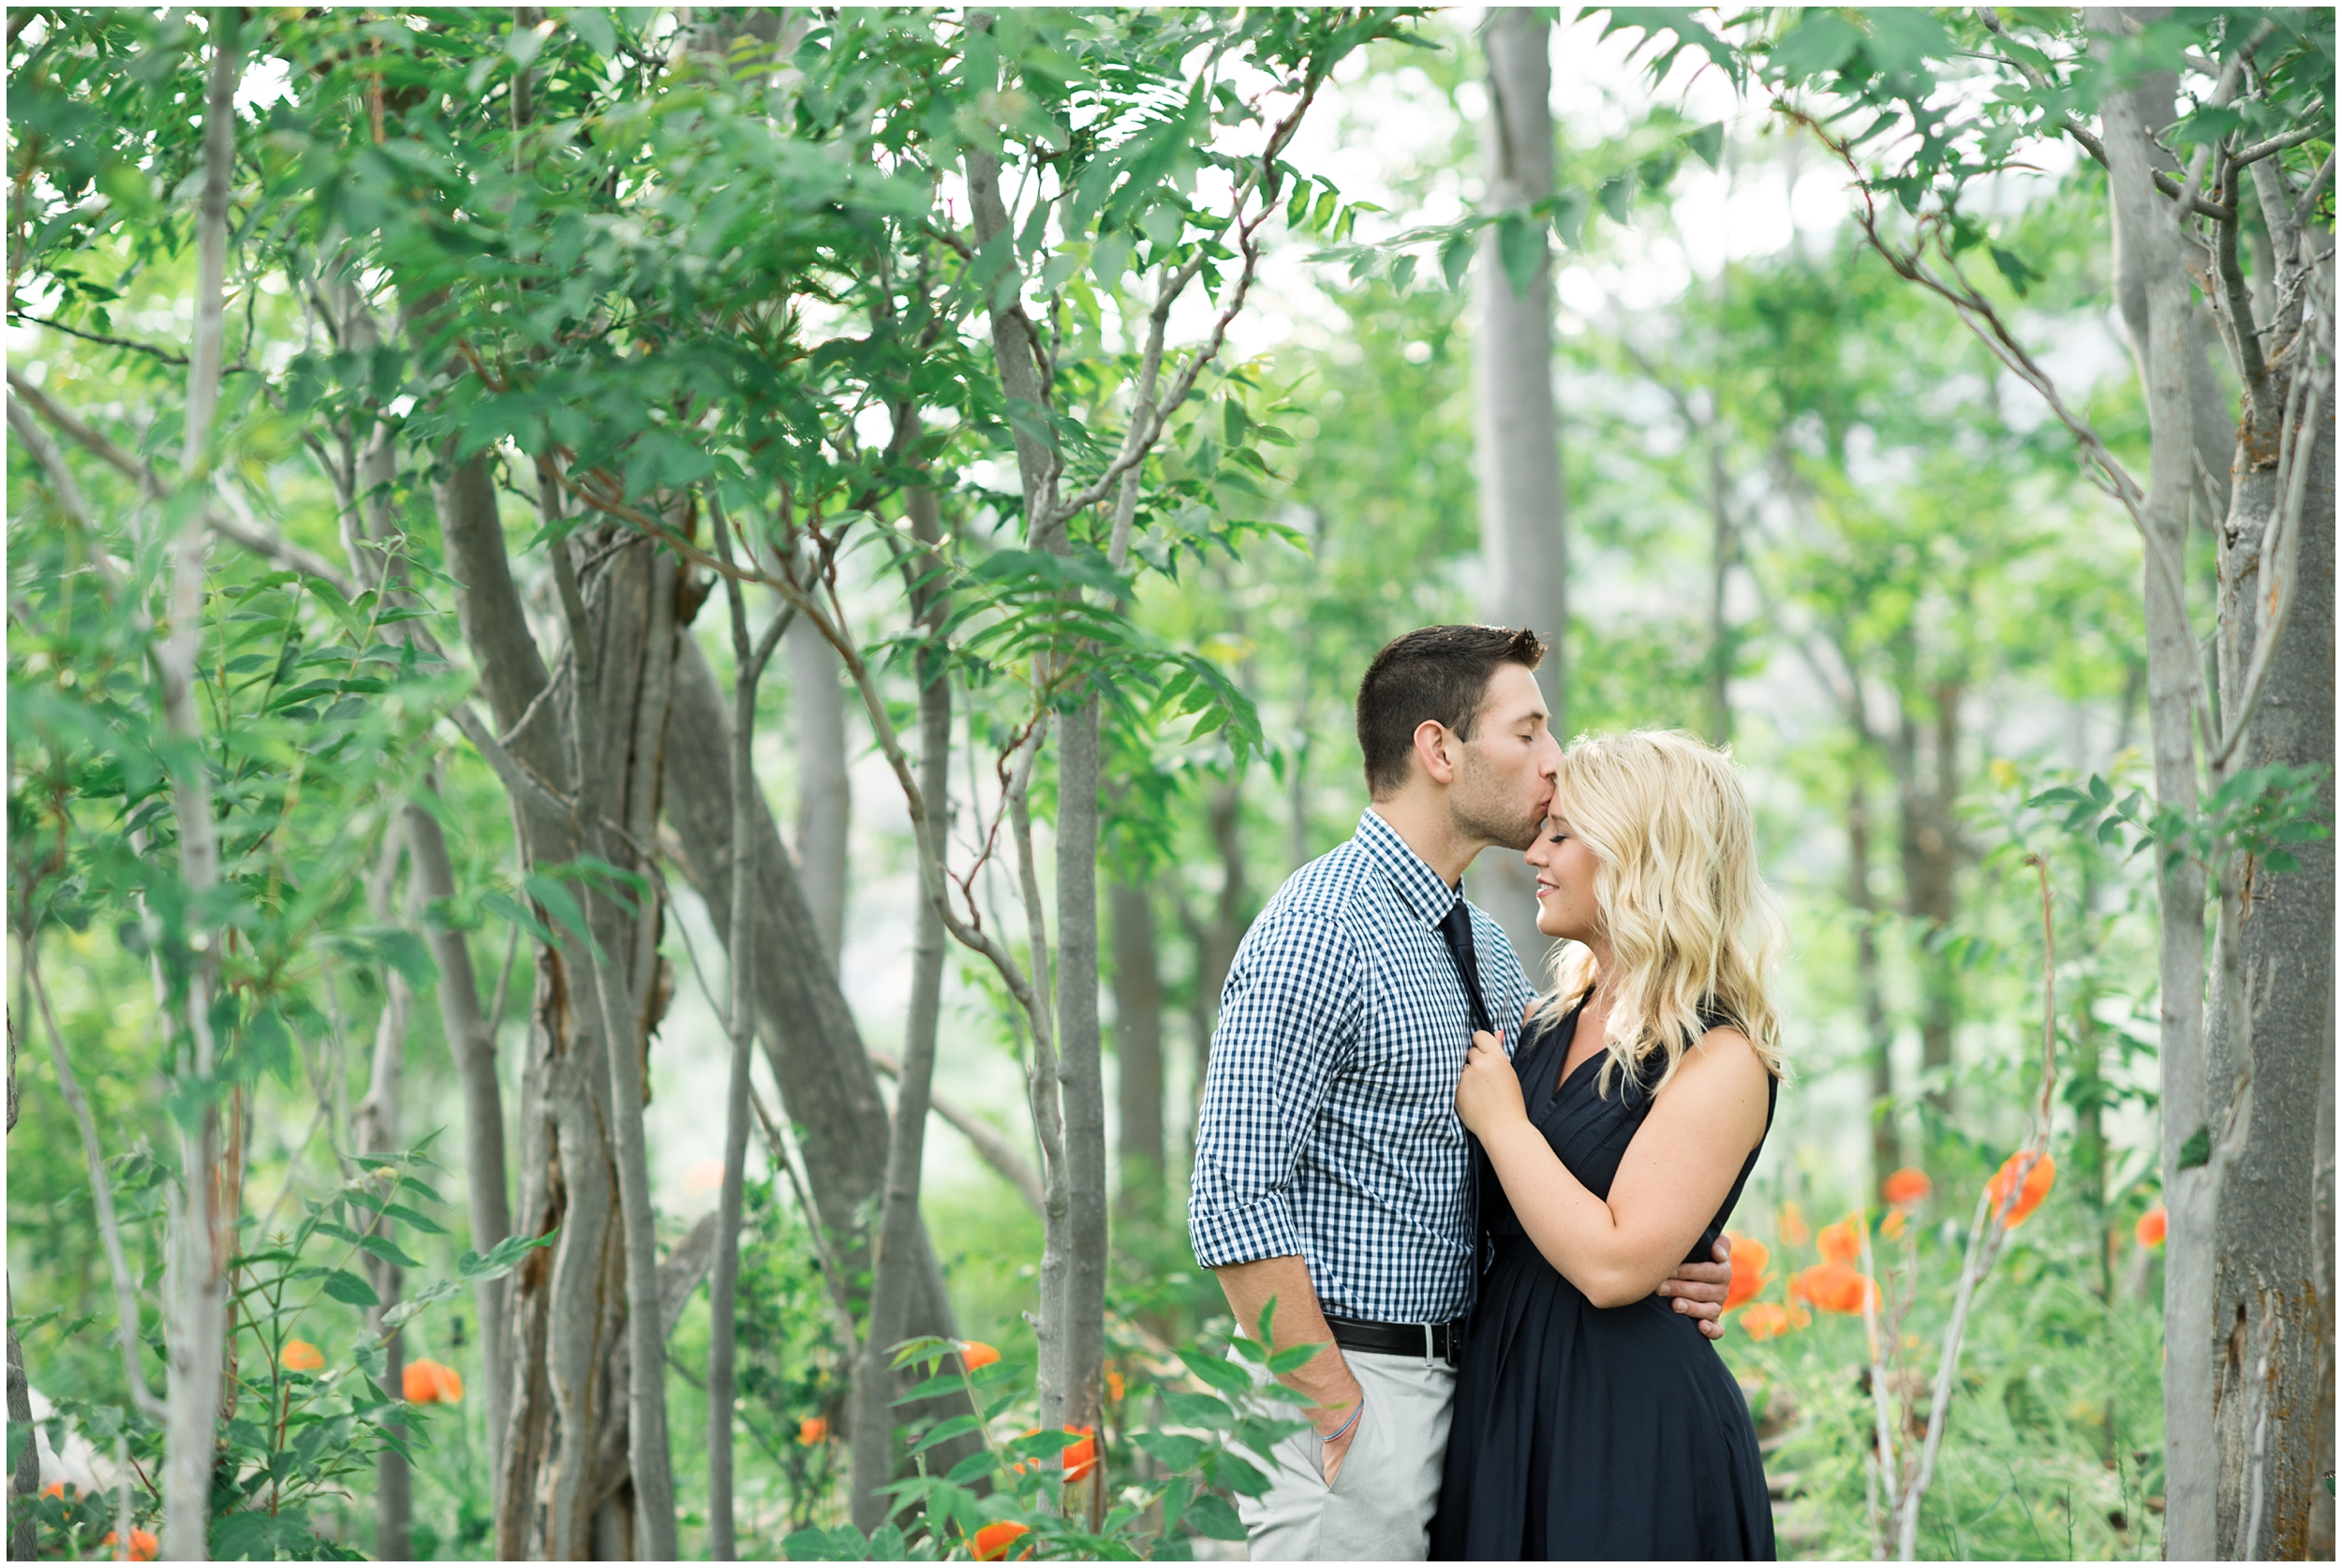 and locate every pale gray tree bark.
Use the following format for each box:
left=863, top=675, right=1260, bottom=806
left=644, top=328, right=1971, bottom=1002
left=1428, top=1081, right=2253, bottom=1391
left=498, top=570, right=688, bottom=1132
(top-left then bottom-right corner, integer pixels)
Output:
left=401, top=792, right=513, bottom=1477
left=7, top=1045, right=35, bottom=1563
left=706, top=506, right=792, bottom=1560
left=1471, top=7, right=1565, bottom=969
left=158, top=21, right=240, bottom=1556
left=1111, top=879, right=1166, bottom=1225
left=964, top=136, right=1080, bottom=1450
left=790, top=614, right=852, bottom=966
left=437, top=451, right=678, bottom=1561
left=852, top=486, right=956, bottom=1531
left=1845, top=781, right=1899, bottom=1191
left=661, top=639, right=984, bottom=1496
left=2203, top=141, right=2334, bottom=1565
left=357, top=836, right=414, bottom=1563
left=2089, top=12, right=2335, bottom=1554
